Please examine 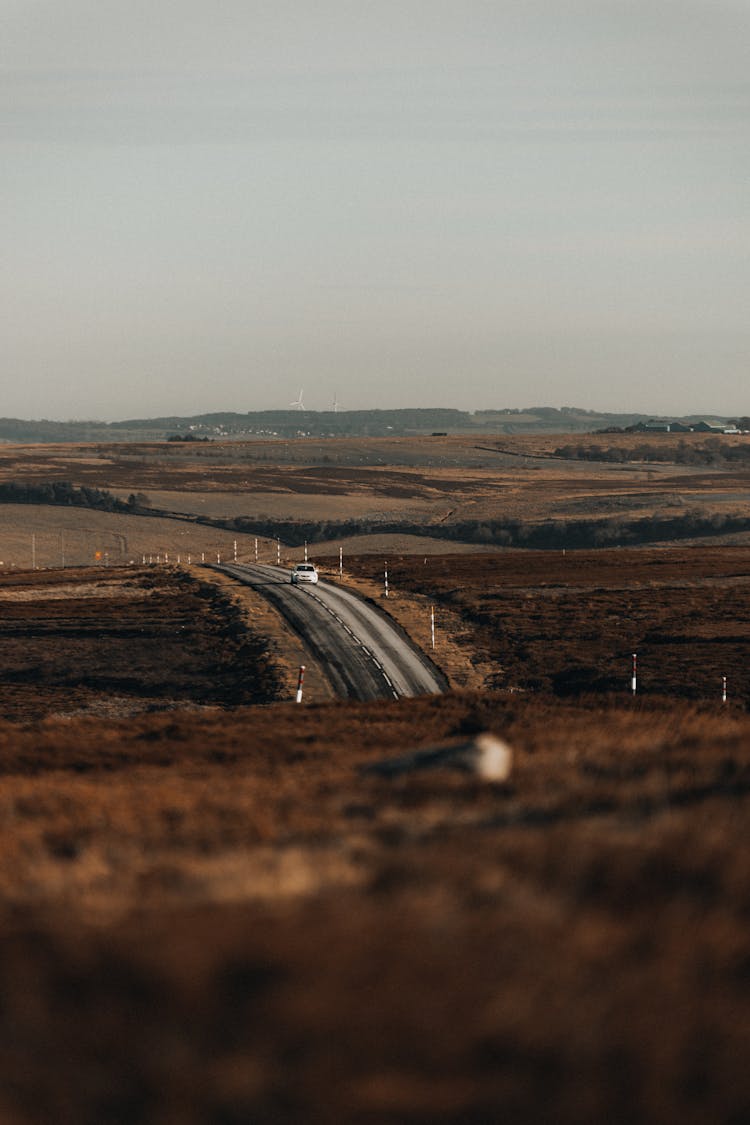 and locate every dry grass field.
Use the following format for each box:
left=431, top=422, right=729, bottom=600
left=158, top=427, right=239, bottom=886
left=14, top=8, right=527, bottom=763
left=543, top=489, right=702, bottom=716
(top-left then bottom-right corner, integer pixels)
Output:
left=0, top=567, right=281, bottom=722
left=0, top=504, right=283, bottom=570
left=0, top=686, right=749, bottom=1123
left=2, top=435, right=750, bottom=544
left=337, top=547, right=750, bottom=705
left=0, top=554, right=746, bottom=1121
left=1, top=439, right=750, bottom=1121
